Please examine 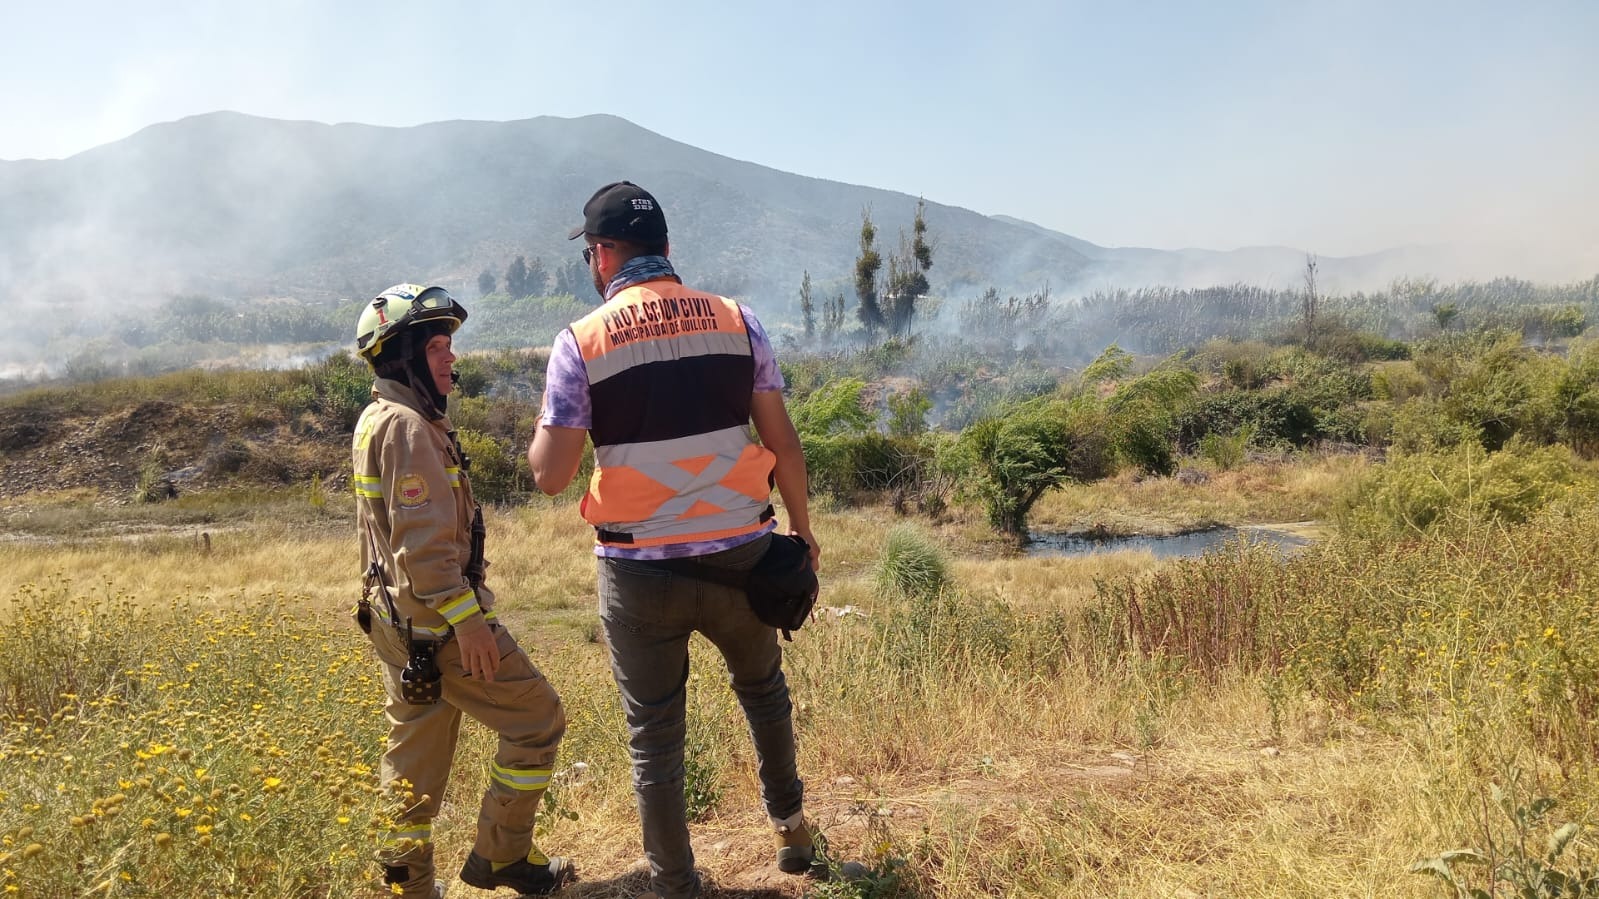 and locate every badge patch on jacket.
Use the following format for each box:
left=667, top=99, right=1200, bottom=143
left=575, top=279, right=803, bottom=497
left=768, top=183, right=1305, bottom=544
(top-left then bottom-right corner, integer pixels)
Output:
left=397, top=474, right=431, bottom=509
